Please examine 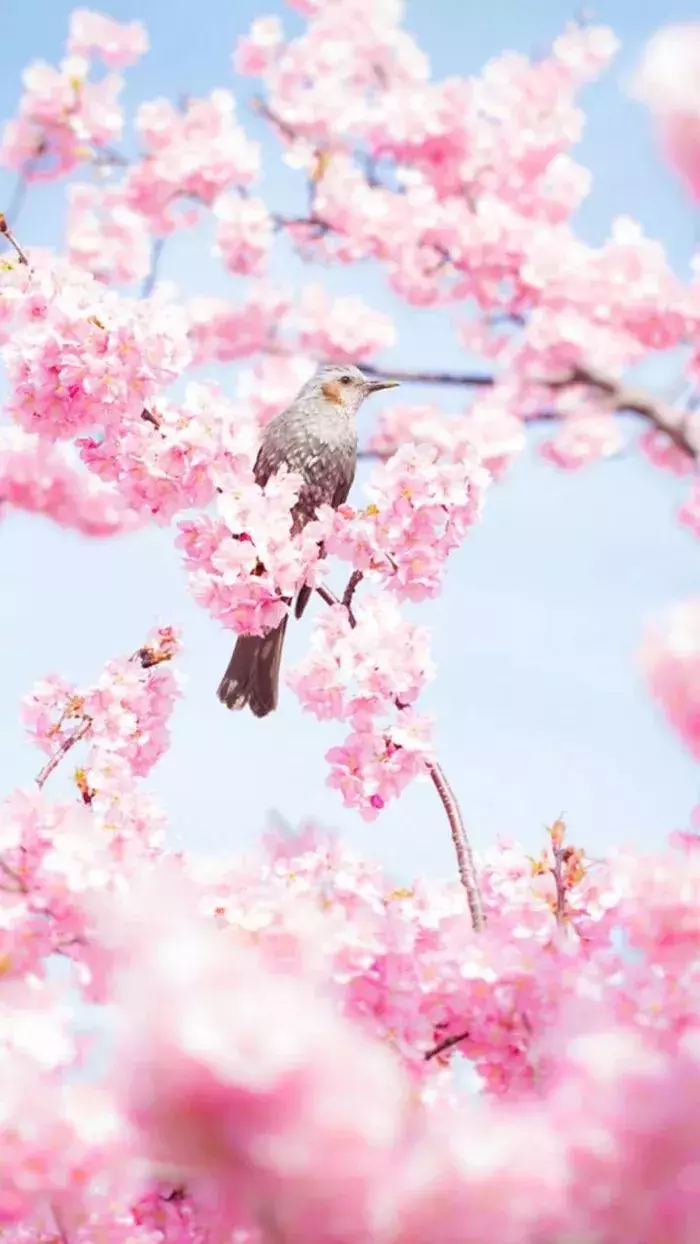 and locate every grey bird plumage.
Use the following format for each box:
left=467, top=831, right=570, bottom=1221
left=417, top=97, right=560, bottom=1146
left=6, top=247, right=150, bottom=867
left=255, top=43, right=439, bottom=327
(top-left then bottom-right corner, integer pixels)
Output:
left=217, top=363, right=399, bottom=717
